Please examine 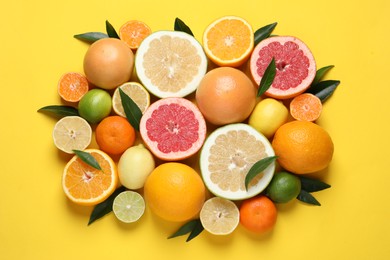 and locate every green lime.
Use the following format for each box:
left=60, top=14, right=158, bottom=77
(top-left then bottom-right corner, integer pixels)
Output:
left=266, top=171, right=301, bottom=203
left=113, top=191, right=145, bottom=223
left=78, top=89, right=112, bottom=124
